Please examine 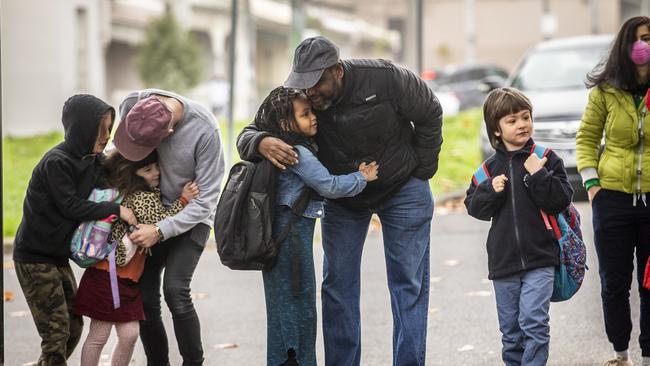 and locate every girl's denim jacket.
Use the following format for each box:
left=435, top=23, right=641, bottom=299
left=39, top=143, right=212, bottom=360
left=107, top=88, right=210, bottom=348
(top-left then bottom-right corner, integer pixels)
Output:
left=277, top=145, right=367, bottom=218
